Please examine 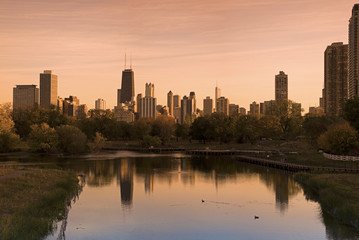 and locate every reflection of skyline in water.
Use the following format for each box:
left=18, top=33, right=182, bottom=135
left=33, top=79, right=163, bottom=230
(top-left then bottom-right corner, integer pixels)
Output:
left=42, top=153, right=359, bottom=240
